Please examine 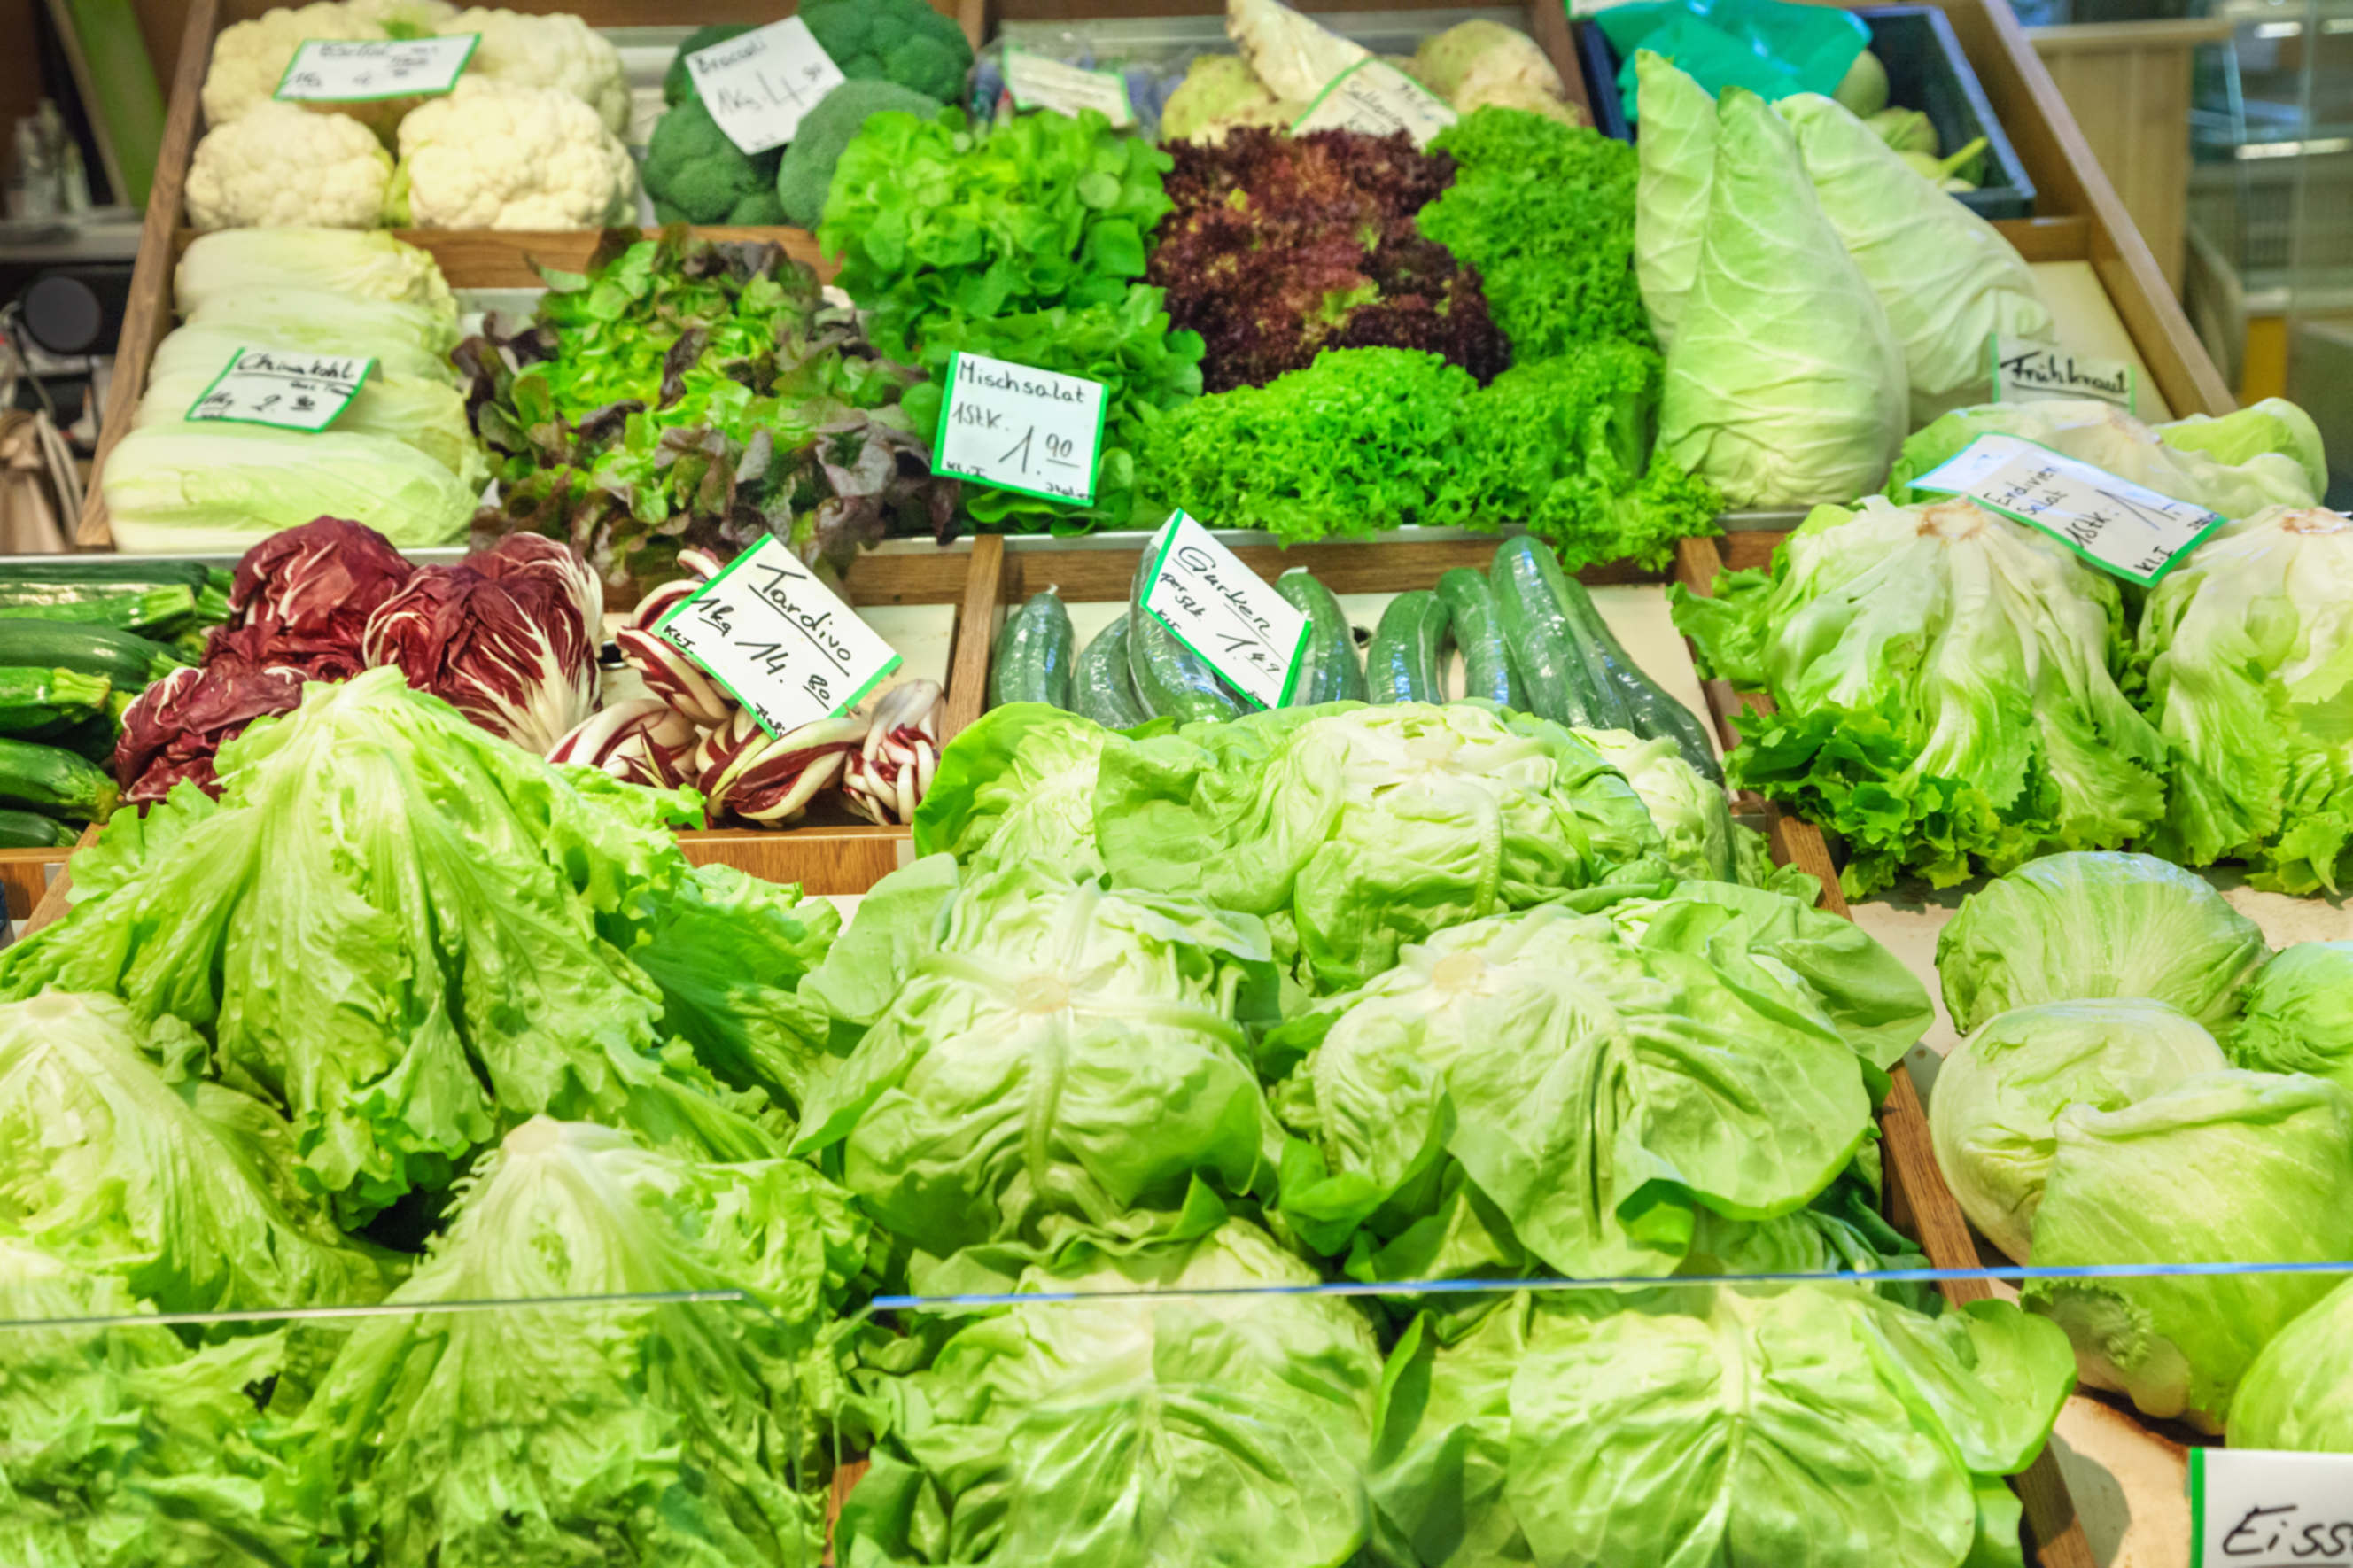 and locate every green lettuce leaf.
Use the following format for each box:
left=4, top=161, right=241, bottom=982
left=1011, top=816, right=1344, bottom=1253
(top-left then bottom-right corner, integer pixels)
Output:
left=2230, top=1275, right=2353, bottom=1451
left=910, top=701, right=1111, bottom=877
left=2225, top=940, right=2353, bottom=1096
